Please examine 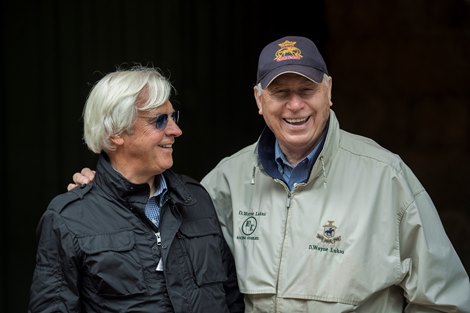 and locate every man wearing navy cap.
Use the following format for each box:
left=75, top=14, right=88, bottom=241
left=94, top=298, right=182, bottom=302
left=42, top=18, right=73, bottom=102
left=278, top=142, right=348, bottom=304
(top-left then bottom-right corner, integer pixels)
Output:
left=201, top=36, right=470, bottom=312
left=69, top=36, right=470, bottom=312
